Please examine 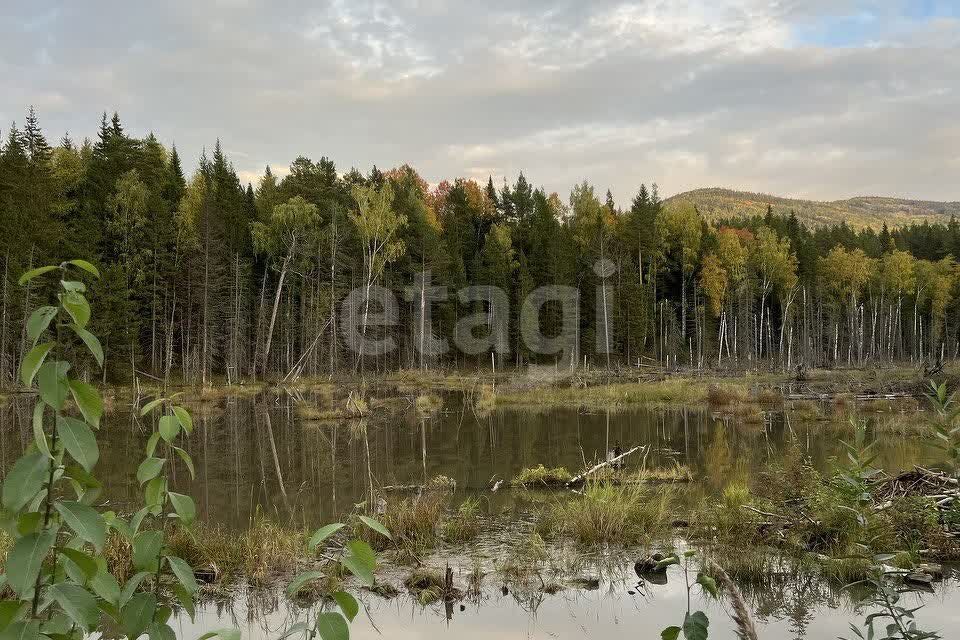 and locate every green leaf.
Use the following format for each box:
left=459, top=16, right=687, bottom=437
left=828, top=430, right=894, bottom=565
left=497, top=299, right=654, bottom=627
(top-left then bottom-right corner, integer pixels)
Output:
left=172, top=406, right=193, bottom=434
left=68, top=380, right=103, bottom=429
left=147, top=622, right=177, bottom=640
left=133, top=530, right=164, bottom=571
left=166, top=556, right=199, bottom=593
left=196, top=629, right=241, bottom=640
left=146, top=432, right=161, bottom=458
left=159, top=415, right=180, bottom=443
left=315, top=611, right=349, bottom=640
left=287, top=570, right=325, bottom=596
left=2, top=451, right=49, bottom=512
left=38, top=360, right=69, bottom=410
left=58, top=416, right=99, bottom=473
left=31, top=402, right=50, bottom=459
left=696, top=573, right=718, bottom=598
left=173, top=584, right=196, bottom=622
left=277, top=622, right=310, bottom=640
left=90, top=571, right=122, bottom=606
left=26, top=306, right=57, bottom=345
left=140, top=398, right=164, bottom=416
left=68, top=324, right=104, bottom=367
left=168, top=492, right=196, bottom=525
left=0, top=620, right=41, bottom=640
left=119, top=572, right=151, bottom=607
left=60, top=547, right=99, bottom=580
left=19, top=342, right=53, bottom=387
left=358, top=515, right=391, bottom=539
left=55, top=501, right=106, bottom=551
left=332, top=591, right=359, bottom=622
left=61, top=291, right=90, bottom=329
left=144, top=476, right=166, bottom=512
left=682, top=611, right=709, bottom=640
left=307, top=523, right=345, bottom=551
left=6, top=531, right=55, bottom=597
left=173, top=447, right=195, bottom=479
left=18, top=265, right=57, bottom=285
left=136, top=457, right=165, bottom=485
left=0, top=602, right=26, bottom=632
left=661, top=627, right=681, bottom=640
left=16, top=512, right=42, bottom=536
left=49, top=582, right=100, bottom=630
left=66, top=260, right=100, bottom=279
left=342, top=540, right=376, bottom=587
left=121, top=592, right=156, bottom=640
left=60, top=280, right=86, bottom=293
